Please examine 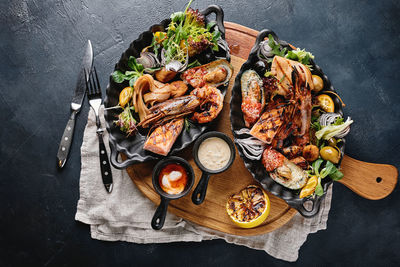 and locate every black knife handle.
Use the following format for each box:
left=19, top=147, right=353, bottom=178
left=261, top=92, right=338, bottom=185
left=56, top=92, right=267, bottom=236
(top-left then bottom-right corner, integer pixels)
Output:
left=57, top=110, right=77, bottom=168
left=97, top=132, right=113, bottom=193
